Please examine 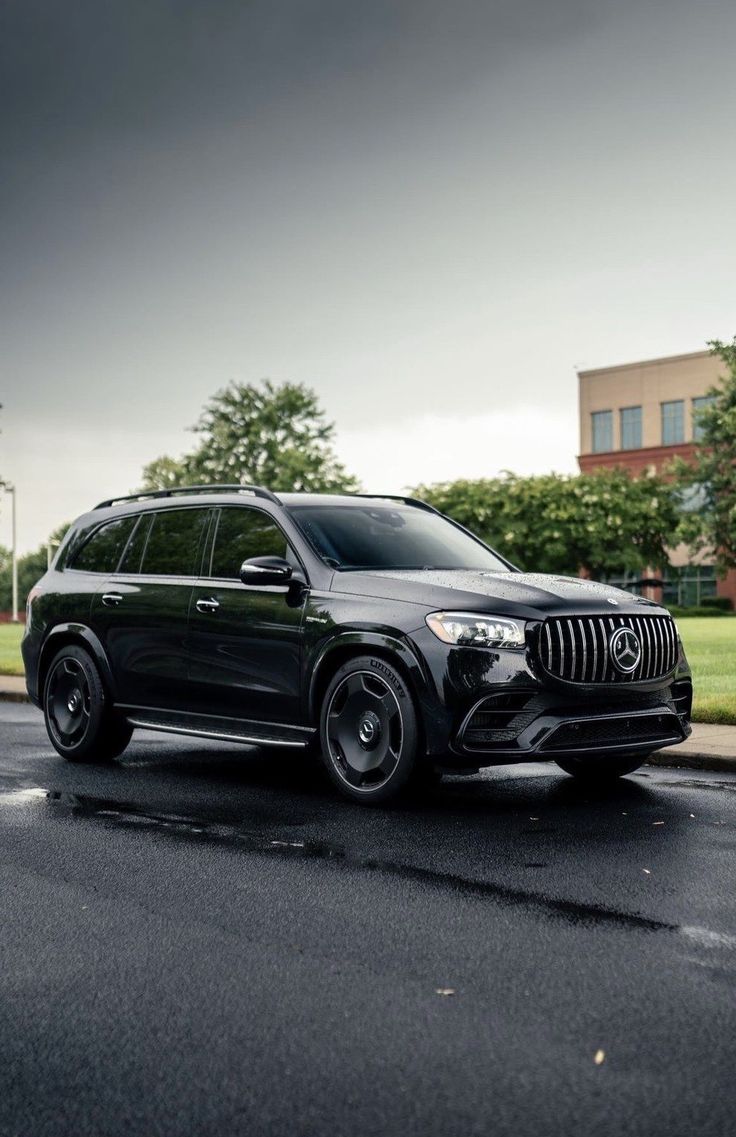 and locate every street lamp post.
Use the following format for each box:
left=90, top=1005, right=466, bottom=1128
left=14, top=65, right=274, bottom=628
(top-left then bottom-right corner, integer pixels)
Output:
left=3, top=483, right=18, bottom=623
